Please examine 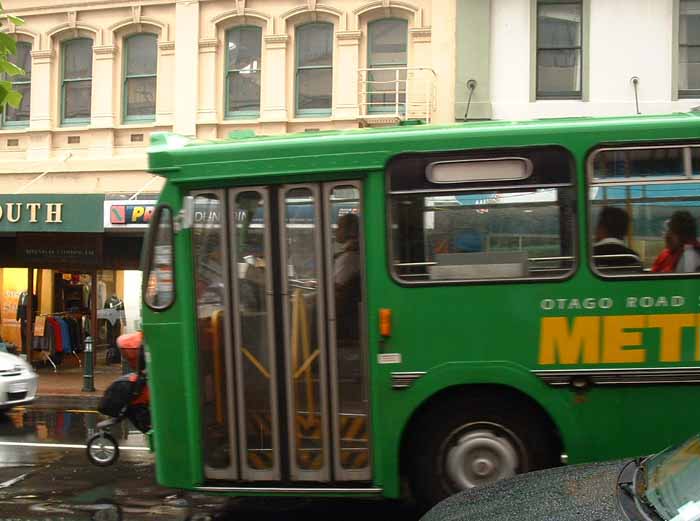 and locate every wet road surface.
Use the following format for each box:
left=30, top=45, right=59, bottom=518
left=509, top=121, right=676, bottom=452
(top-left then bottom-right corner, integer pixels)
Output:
left=0, top=406, right=420, bottom=520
